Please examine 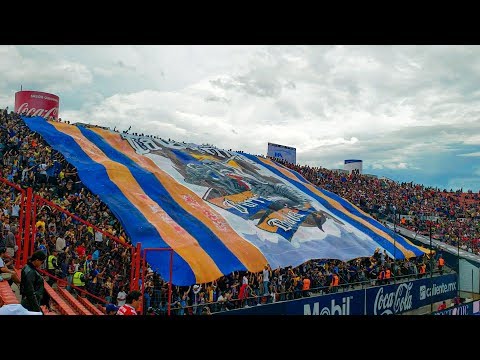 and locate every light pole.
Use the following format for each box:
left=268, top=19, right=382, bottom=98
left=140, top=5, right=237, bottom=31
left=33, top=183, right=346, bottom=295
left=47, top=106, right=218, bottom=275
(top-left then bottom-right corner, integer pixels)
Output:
left=393, top=205, right=397, bottom=260
left=457, top=227, right=461, bottom=299
left=428, top=219, right=433, bottom=313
